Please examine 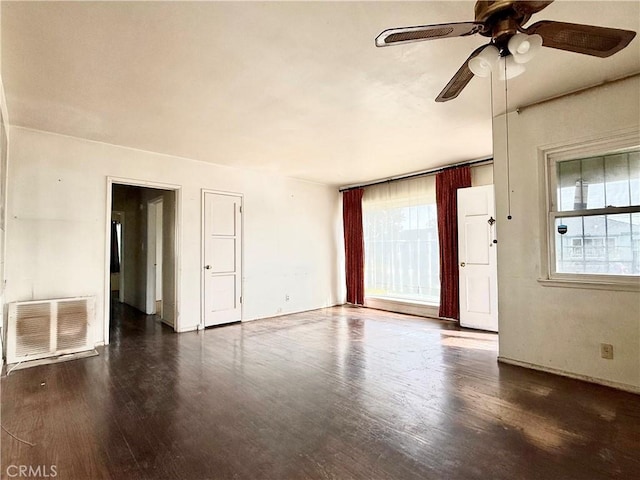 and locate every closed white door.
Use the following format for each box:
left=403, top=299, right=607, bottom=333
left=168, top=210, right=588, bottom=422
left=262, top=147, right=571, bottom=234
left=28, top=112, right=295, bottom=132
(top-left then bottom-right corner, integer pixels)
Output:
left=457, top=185, right=498, bottom=332
left=203, top=192, right=242, bottom=327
